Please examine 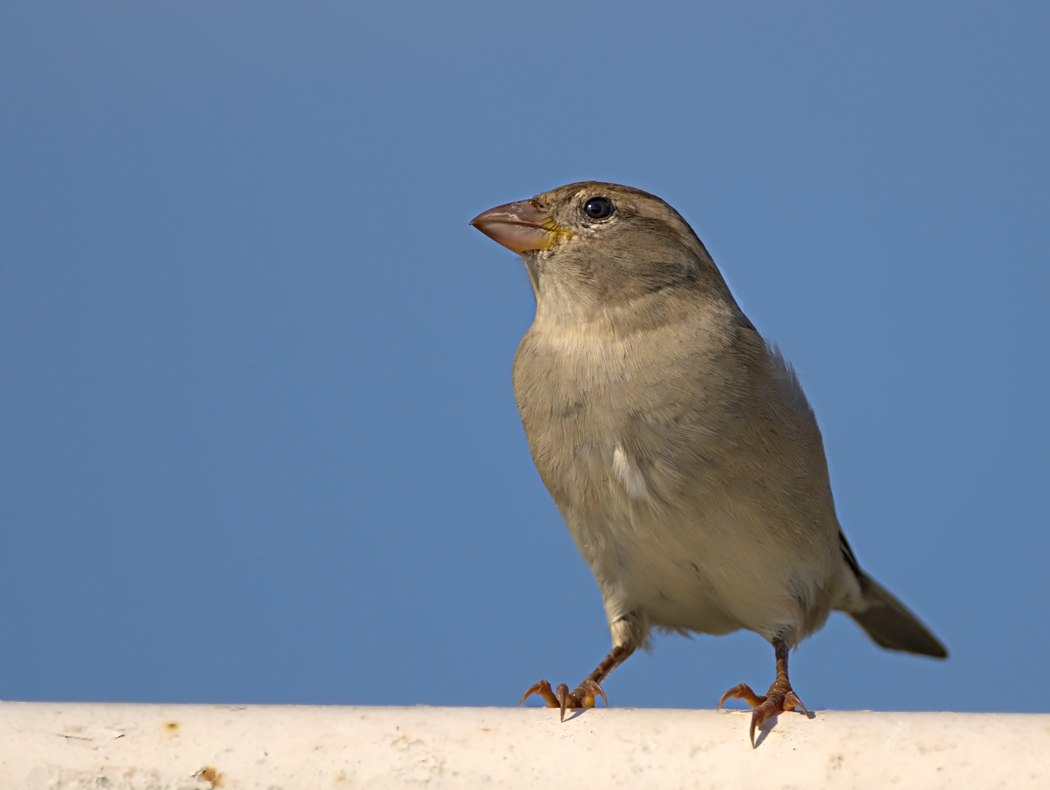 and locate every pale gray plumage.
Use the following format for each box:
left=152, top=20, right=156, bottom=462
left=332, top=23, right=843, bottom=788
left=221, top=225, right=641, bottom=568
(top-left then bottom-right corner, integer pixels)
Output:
left=471, top=182, right=946, bottom=742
